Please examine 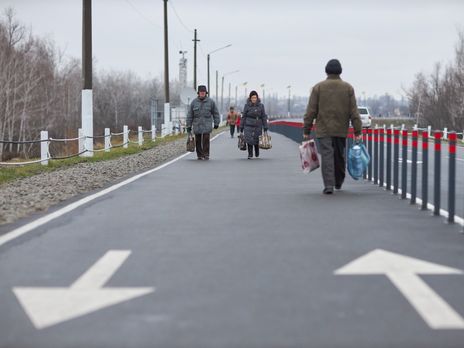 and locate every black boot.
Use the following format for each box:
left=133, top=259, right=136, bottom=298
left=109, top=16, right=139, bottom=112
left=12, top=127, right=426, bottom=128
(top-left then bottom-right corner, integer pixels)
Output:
left=247, top=144, right=253, bottom=159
